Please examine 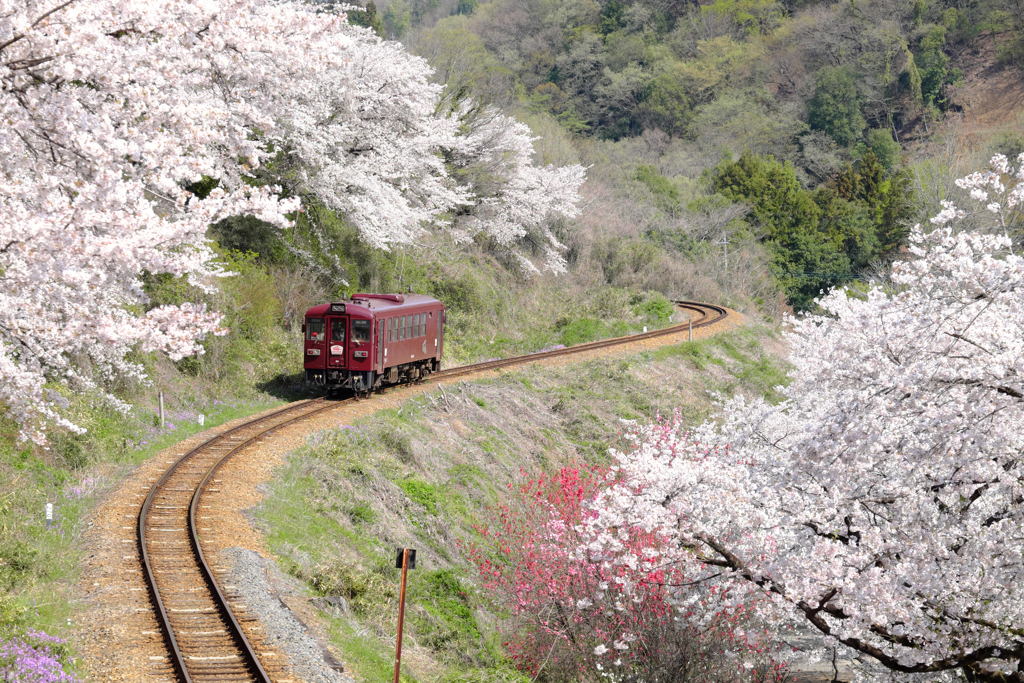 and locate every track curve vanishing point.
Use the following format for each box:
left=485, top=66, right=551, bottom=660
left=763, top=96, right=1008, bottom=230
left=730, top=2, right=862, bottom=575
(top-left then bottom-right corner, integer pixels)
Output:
left=135, top=300, right=729, bottom=681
